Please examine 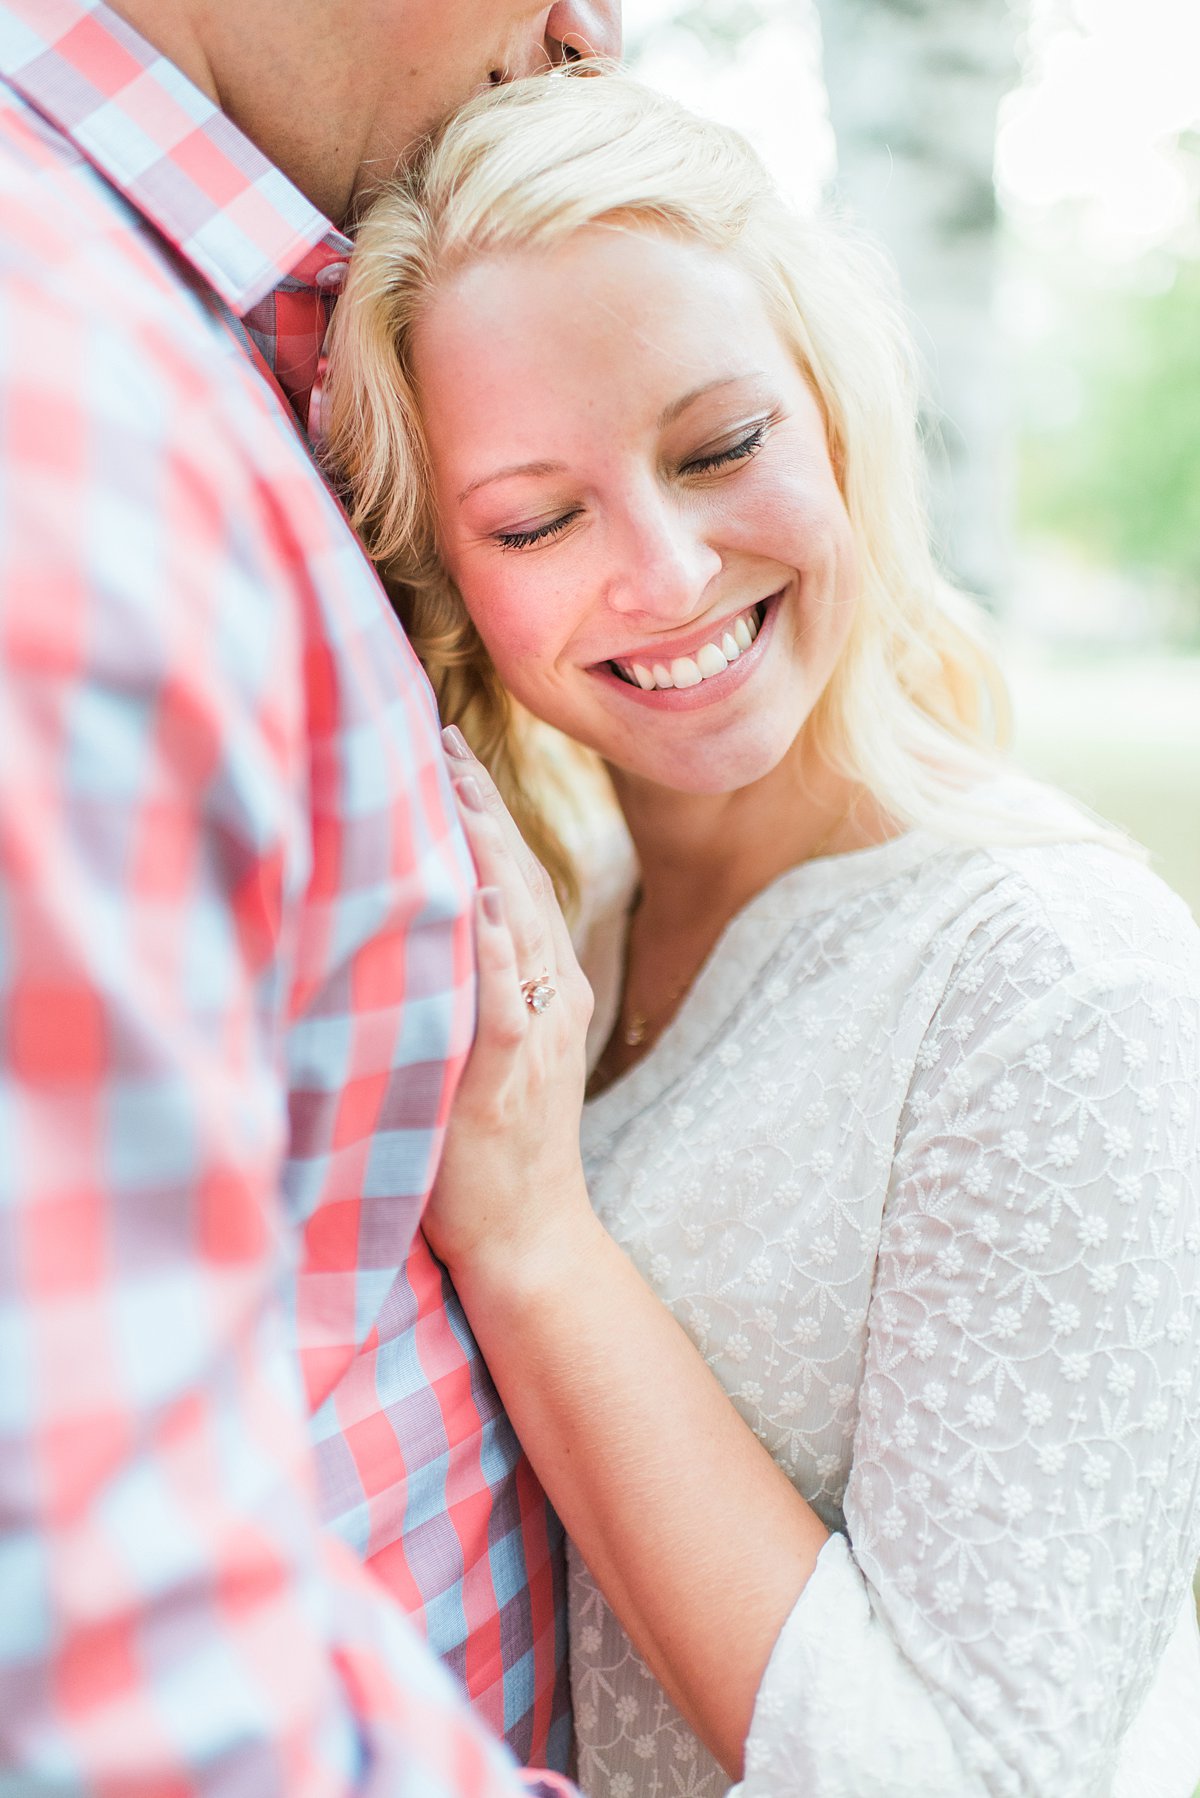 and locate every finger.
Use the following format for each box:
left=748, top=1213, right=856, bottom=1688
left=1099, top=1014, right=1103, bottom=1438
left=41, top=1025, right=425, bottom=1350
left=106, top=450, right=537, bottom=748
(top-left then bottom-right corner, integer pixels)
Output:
left=455, top=778, right=553, bottom=976
left=442, top=730, right=576, bottom=992
left=442, top=728, right=548, bottom=905
left=469, top=885, right=530, bottom=1065
left=441, top=723, right=473, bottom=762
left=543, top=884, right=578, bottom=981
